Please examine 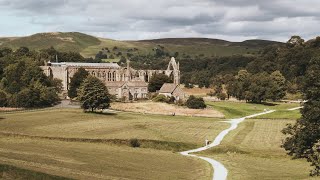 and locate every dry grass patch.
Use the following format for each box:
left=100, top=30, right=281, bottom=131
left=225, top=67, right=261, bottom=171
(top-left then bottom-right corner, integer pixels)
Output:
left=182, top=87, right=213, bottom=96
left=111, top=102, right=224, bottom=118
